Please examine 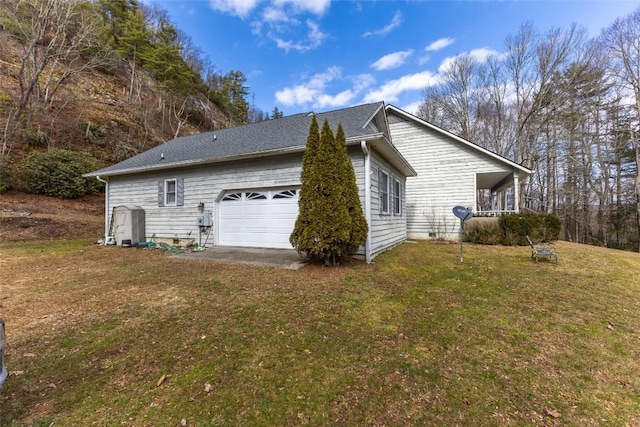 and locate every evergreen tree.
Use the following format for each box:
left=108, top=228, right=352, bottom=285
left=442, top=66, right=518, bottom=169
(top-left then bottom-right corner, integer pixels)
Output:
left=335, top=123, right=368, bottom=254
left=271, top=106, right=283, bottom=119
left=291, top=117, right=367, bottom=265
left=98, top=1, right=151, bottom=59
left=208, top=70, right=249, bottom=124
left=97, top=0, right=139, bottom=49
